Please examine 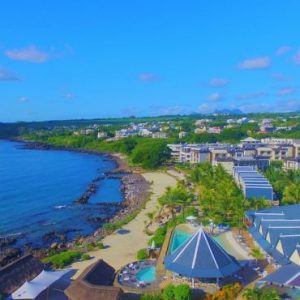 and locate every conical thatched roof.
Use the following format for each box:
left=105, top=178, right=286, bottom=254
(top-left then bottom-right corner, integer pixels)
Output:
left=65, top=259, right=123, bottom=300
left=0, top=254, right=44, bottom=296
